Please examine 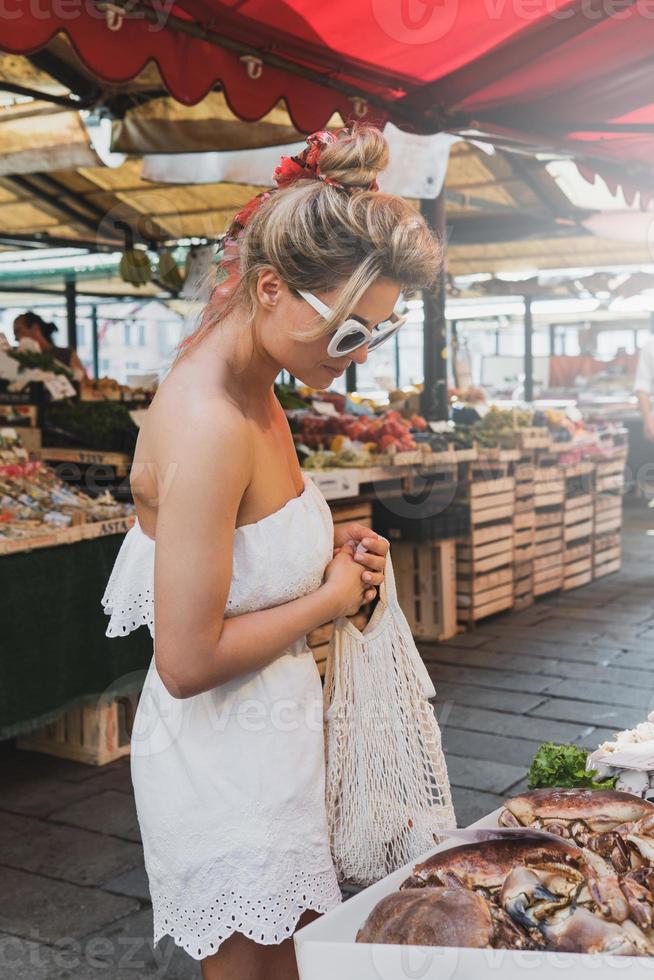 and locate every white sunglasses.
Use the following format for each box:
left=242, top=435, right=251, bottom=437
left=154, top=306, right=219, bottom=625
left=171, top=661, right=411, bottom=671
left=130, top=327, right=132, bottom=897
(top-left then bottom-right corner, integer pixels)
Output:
left=296, top=289, right=406, bottom=358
